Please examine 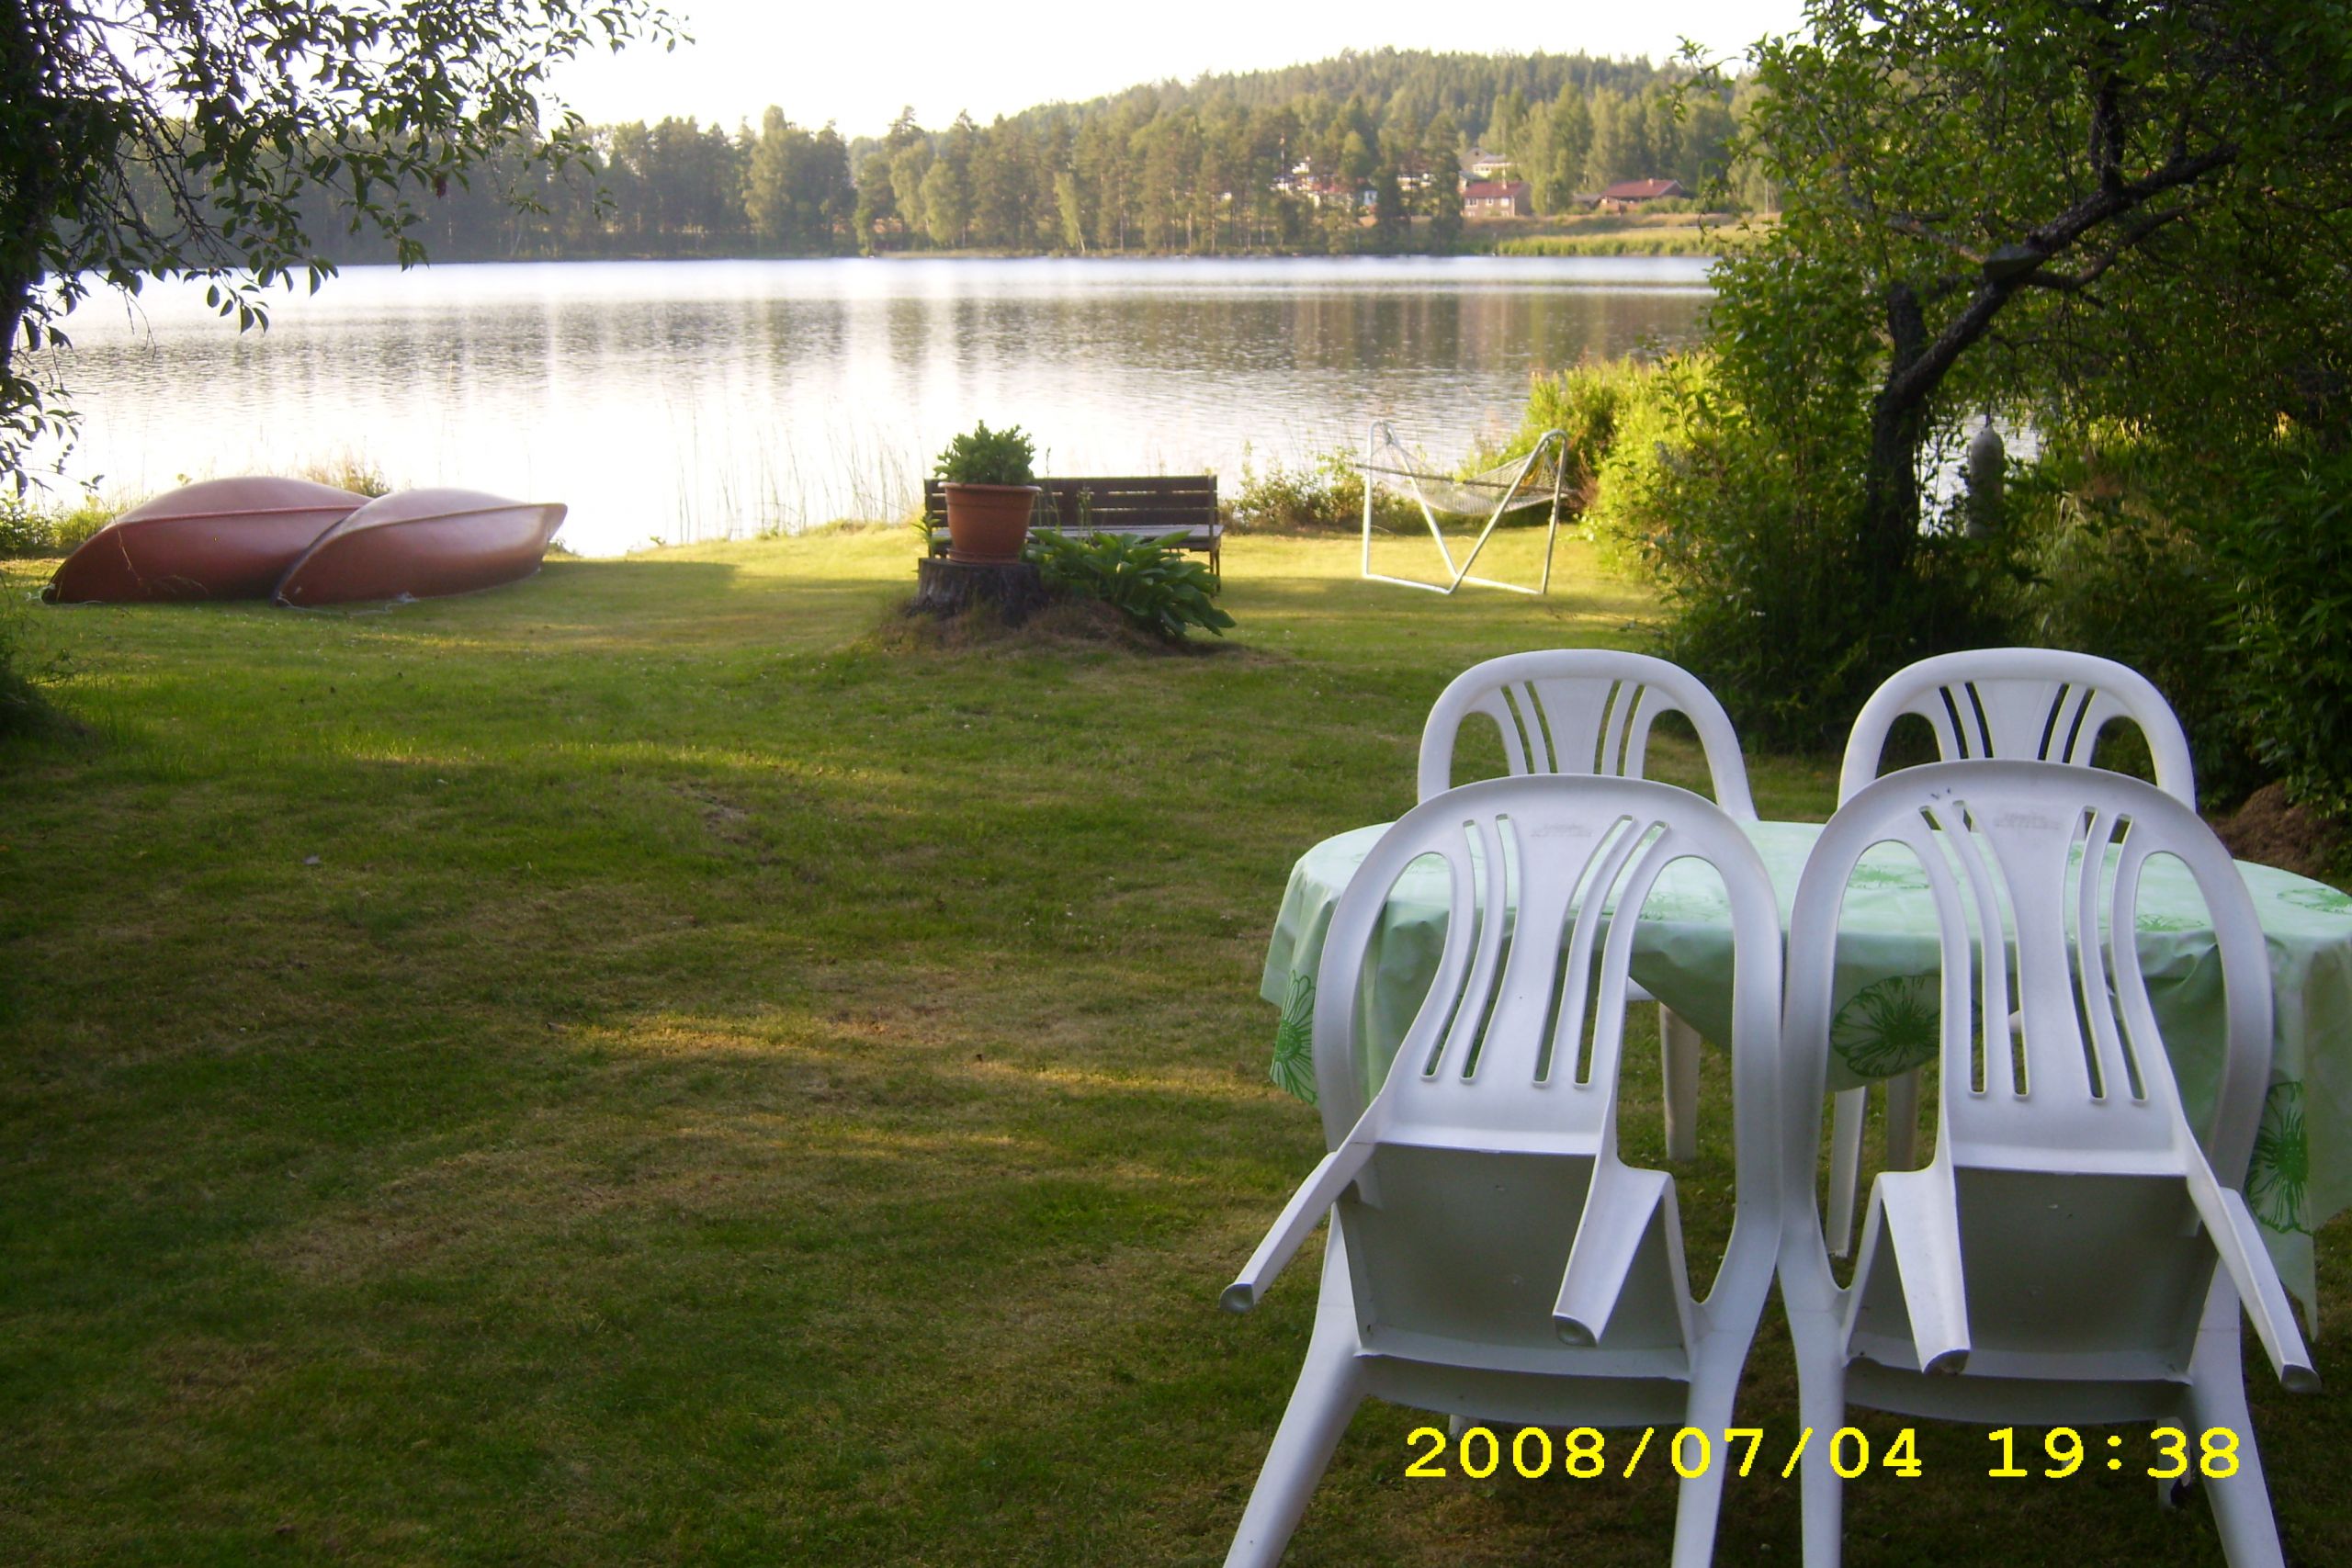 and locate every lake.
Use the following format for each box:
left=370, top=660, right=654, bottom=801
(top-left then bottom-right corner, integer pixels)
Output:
left=55, top=255, right=1714, bottom=558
